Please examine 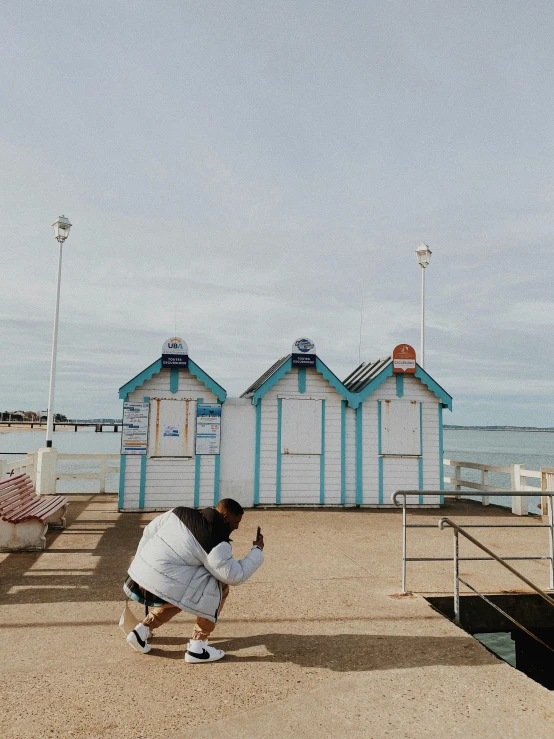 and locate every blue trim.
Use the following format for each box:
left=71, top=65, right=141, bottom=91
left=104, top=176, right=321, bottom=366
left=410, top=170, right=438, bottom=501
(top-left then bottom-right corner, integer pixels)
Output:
left=377, top=401, right=383, bottom=504
left=378, top=456, right=384, bottom=505
left=418, top=407, right=424, bottom=504
left=119, top=359, right=162, bottom=399
left=357, top=363, right=394, bottom=403
left=143, top=397, right=150, bottom=403
left=254, top=400, right=262, bottom=504
left=355, top=405, right=363, bottom=504
left=438, top=404, right=445, bottom=502
left=320, top=399, right=326, bottom=505
left=138, top=454, right=147, bottom=509
left=276, top=398, right=282, bottom=505
left=188, top=358, right=227, bottom=403
left=315, top=358, right=358, bottom=408
left=194, top=455, right=201, bottom=508
left=298, top=367, right=306, bottom=394
left=395, top=373, right=404, bottom=398
left=377, top=401, right=382, bottom=455
left=340, top=401, right=346, bottom=505
left=414, top=365, right=452, bottom=410
left=355, top=362, right=452, bottom=410
left=253, top=359, right=293, bottom=405
left=214, top=454, right=220, bottom=505
left=118, top=455, right=127, bottom=509
left=170, top=368, right=179, bottom=393
left=119, top=357, right=227, bottom=403
left=251, top=356, right=358, bottom=408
